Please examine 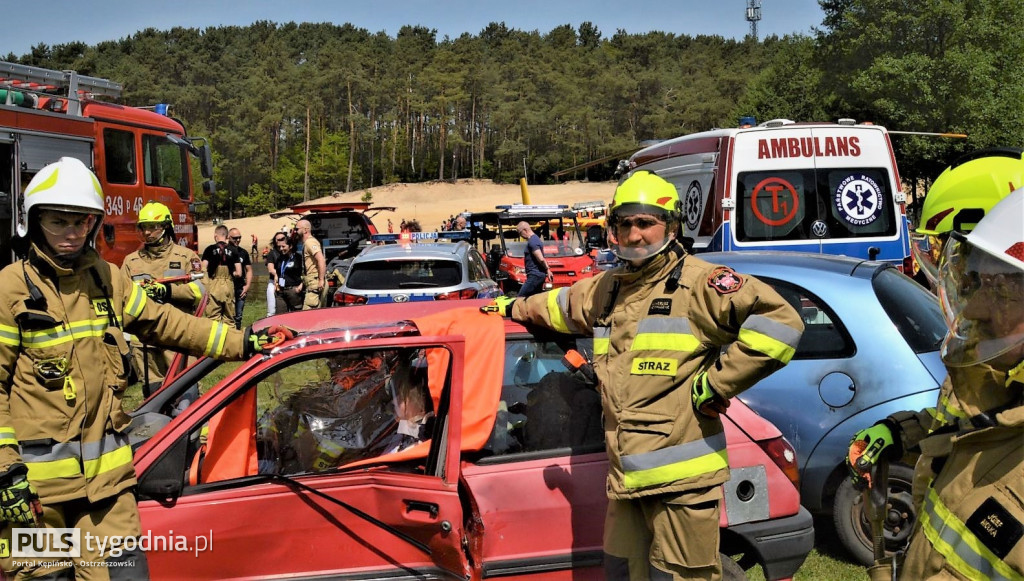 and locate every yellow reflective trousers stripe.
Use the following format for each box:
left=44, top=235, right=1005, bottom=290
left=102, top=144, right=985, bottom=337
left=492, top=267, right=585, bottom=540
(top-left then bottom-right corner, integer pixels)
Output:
left=621, top=432, right=729, bottom=489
